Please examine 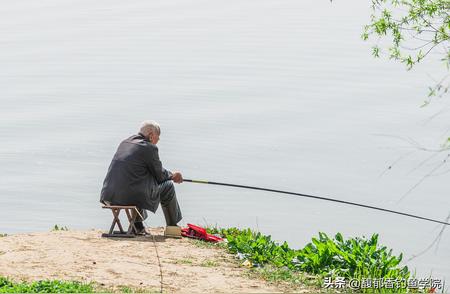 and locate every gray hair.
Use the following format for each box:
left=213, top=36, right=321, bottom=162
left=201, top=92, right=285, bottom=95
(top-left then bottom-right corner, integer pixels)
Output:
left=139, top=120, right=161, bottom=138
